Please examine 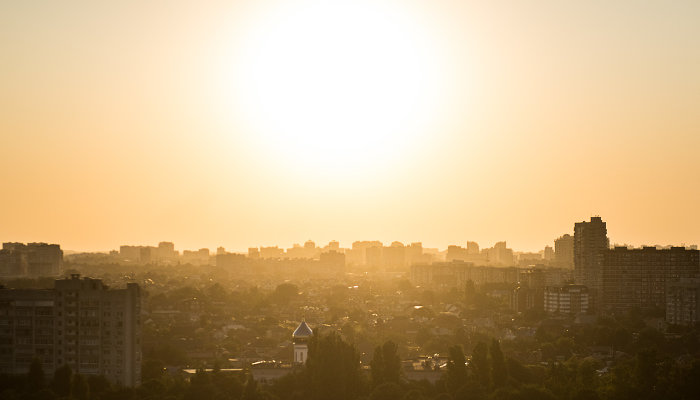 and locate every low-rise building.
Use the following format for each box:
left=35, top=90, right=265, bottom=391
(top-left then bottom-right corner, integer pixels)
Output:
left=544, top=285, right=589, bottom=314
